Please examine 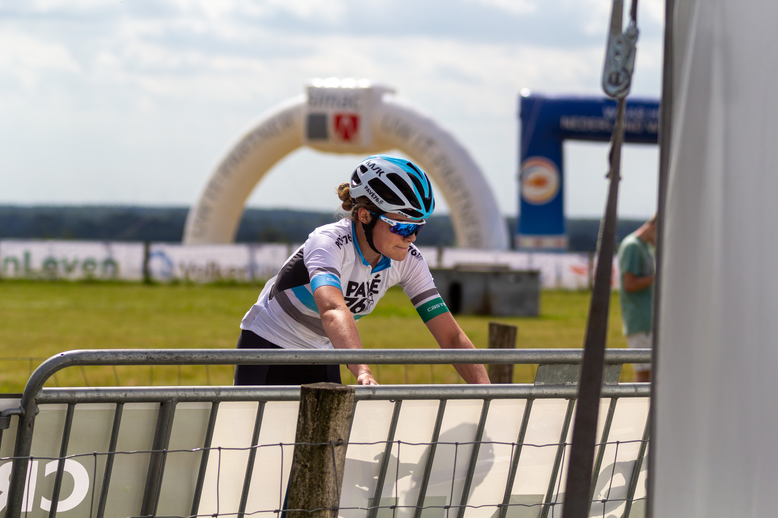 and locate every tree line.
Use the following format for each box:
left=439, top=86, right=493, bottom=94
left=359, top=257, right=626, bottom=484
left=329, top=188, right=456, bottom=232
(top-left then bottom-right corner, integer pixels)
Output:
left=0, top=205, right=644, bottom=252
